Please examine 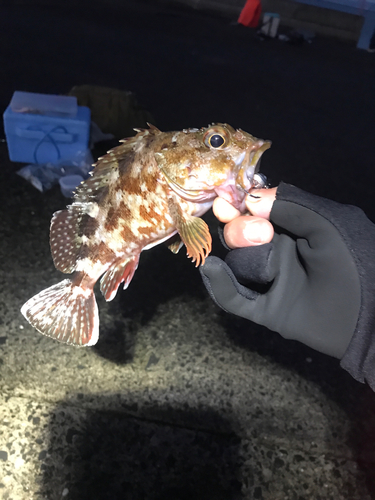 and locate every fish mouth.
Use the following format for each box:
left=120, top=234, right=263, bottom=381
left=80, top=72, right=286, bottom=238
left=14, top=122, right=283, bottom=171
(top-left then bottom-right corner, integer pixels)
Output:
left=235, top=140, right=271, bottom=194
left=213, top=139, right=271, bottom=210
